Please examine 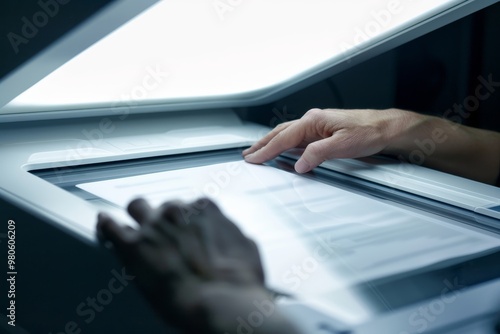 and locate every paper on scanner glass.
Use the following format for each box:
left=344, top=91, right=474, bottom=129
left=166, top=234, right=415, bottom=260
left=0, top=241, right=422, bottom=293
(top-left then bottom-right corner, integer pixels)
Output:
left=1, top=1, right=499, bottom=333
